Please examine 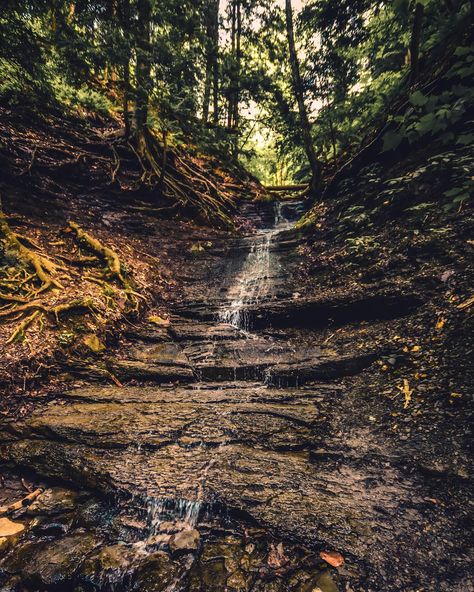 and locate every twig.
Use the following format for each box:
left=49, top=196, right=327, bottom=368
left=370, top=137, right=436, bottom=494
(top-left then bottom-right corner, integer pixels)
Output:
left=0, top=487, right=44, bottom=516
